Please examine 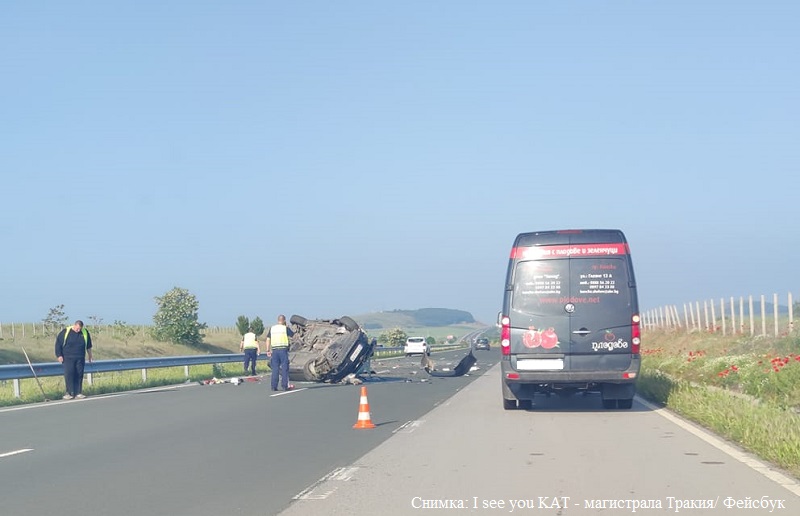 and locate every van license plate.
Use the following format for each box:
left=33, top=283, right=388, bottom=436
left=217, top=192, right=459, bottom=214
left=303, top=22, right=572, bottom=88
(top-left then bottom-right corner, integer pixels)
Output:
left=517, top=359, right=564, bottom=371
